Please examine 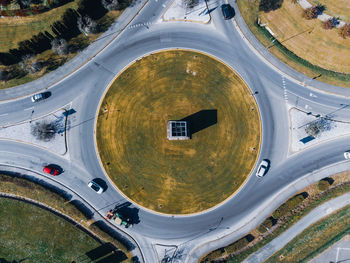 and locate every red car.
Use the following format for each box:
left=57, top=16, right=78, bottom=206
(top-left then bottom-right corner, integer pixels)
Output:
left=43, top=166, right=60, bottom=176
